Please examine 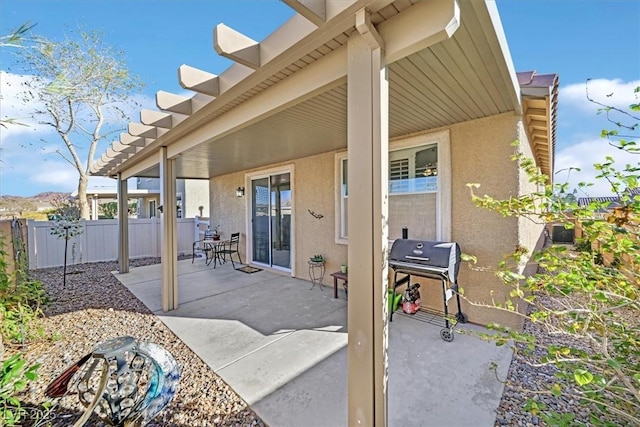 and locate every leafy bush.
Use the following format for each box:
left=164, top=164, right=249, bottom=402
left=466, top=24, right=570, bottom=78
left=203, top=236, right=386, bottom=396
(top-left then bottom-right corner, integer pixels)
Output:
left=0, top=245, right=48, bottom=345
left=573, top=238, right=592, bottom=253
left=463, top=86, right=639, bottom=425
left=0, top=353, right=40, bottom=426
left=1, top=241, right=47, bottom=425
